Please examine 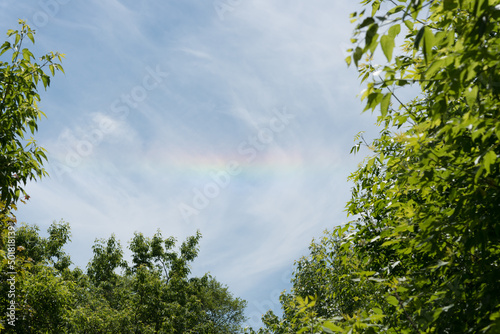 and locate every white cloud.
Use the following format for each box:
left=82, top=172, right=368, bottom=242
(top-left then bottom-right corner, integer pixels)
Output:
left=8, top=0, right=379, bottom=328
